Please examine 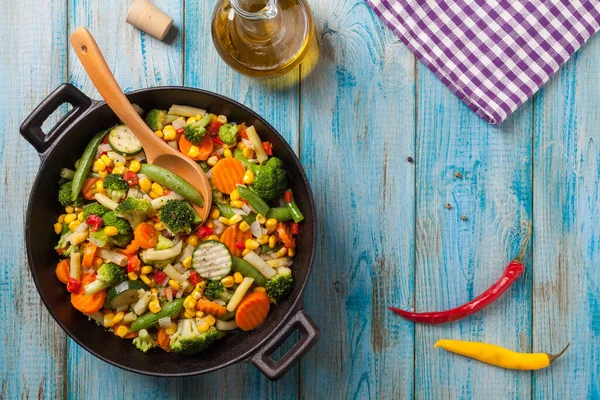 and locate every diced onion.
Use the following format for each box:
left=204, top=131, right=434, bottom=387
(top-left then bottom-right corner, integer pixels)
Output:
left=168, top=104, right=206, bottom=117
left=241, top=138, right=254, bottom=150
left=168, top=141, right=178, bottom=150
left=116, top=305, right=129, bottom=313
left=241, top=204, right=252, bottom=214
left=214, top=219, right=225, bottom=235
left=161, top=275, right=171, bottom=286
left=151, top=191, right=185, bottom=209
left=267, top=257, right=293, bottom=269
left=132, top=151, right=146, bottom=162
left=158, top=317, right=172, bottom=328
left=216, top=319, right=238, bottom=331
left=231, top=208, right=248, bottom=216
left=87, top=312, right=104, bottom=324
left=178, top=244, right=195, bottom=263
left=174, top=263, right=186, bottom=273
left=216, top=148, right=225, bottom=156
left=175, top=288, right=184, bottom=298
left=205, top=168, right=213, bottom=179
left=133, top=290, right=151, bottom=315
left=250, top=221, right=262, bottom=238
left=172, top=117, right=186, bottom=130
left=107, top=151, right=126, bottom=165
left=181, top=271, right=191, bottom=280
